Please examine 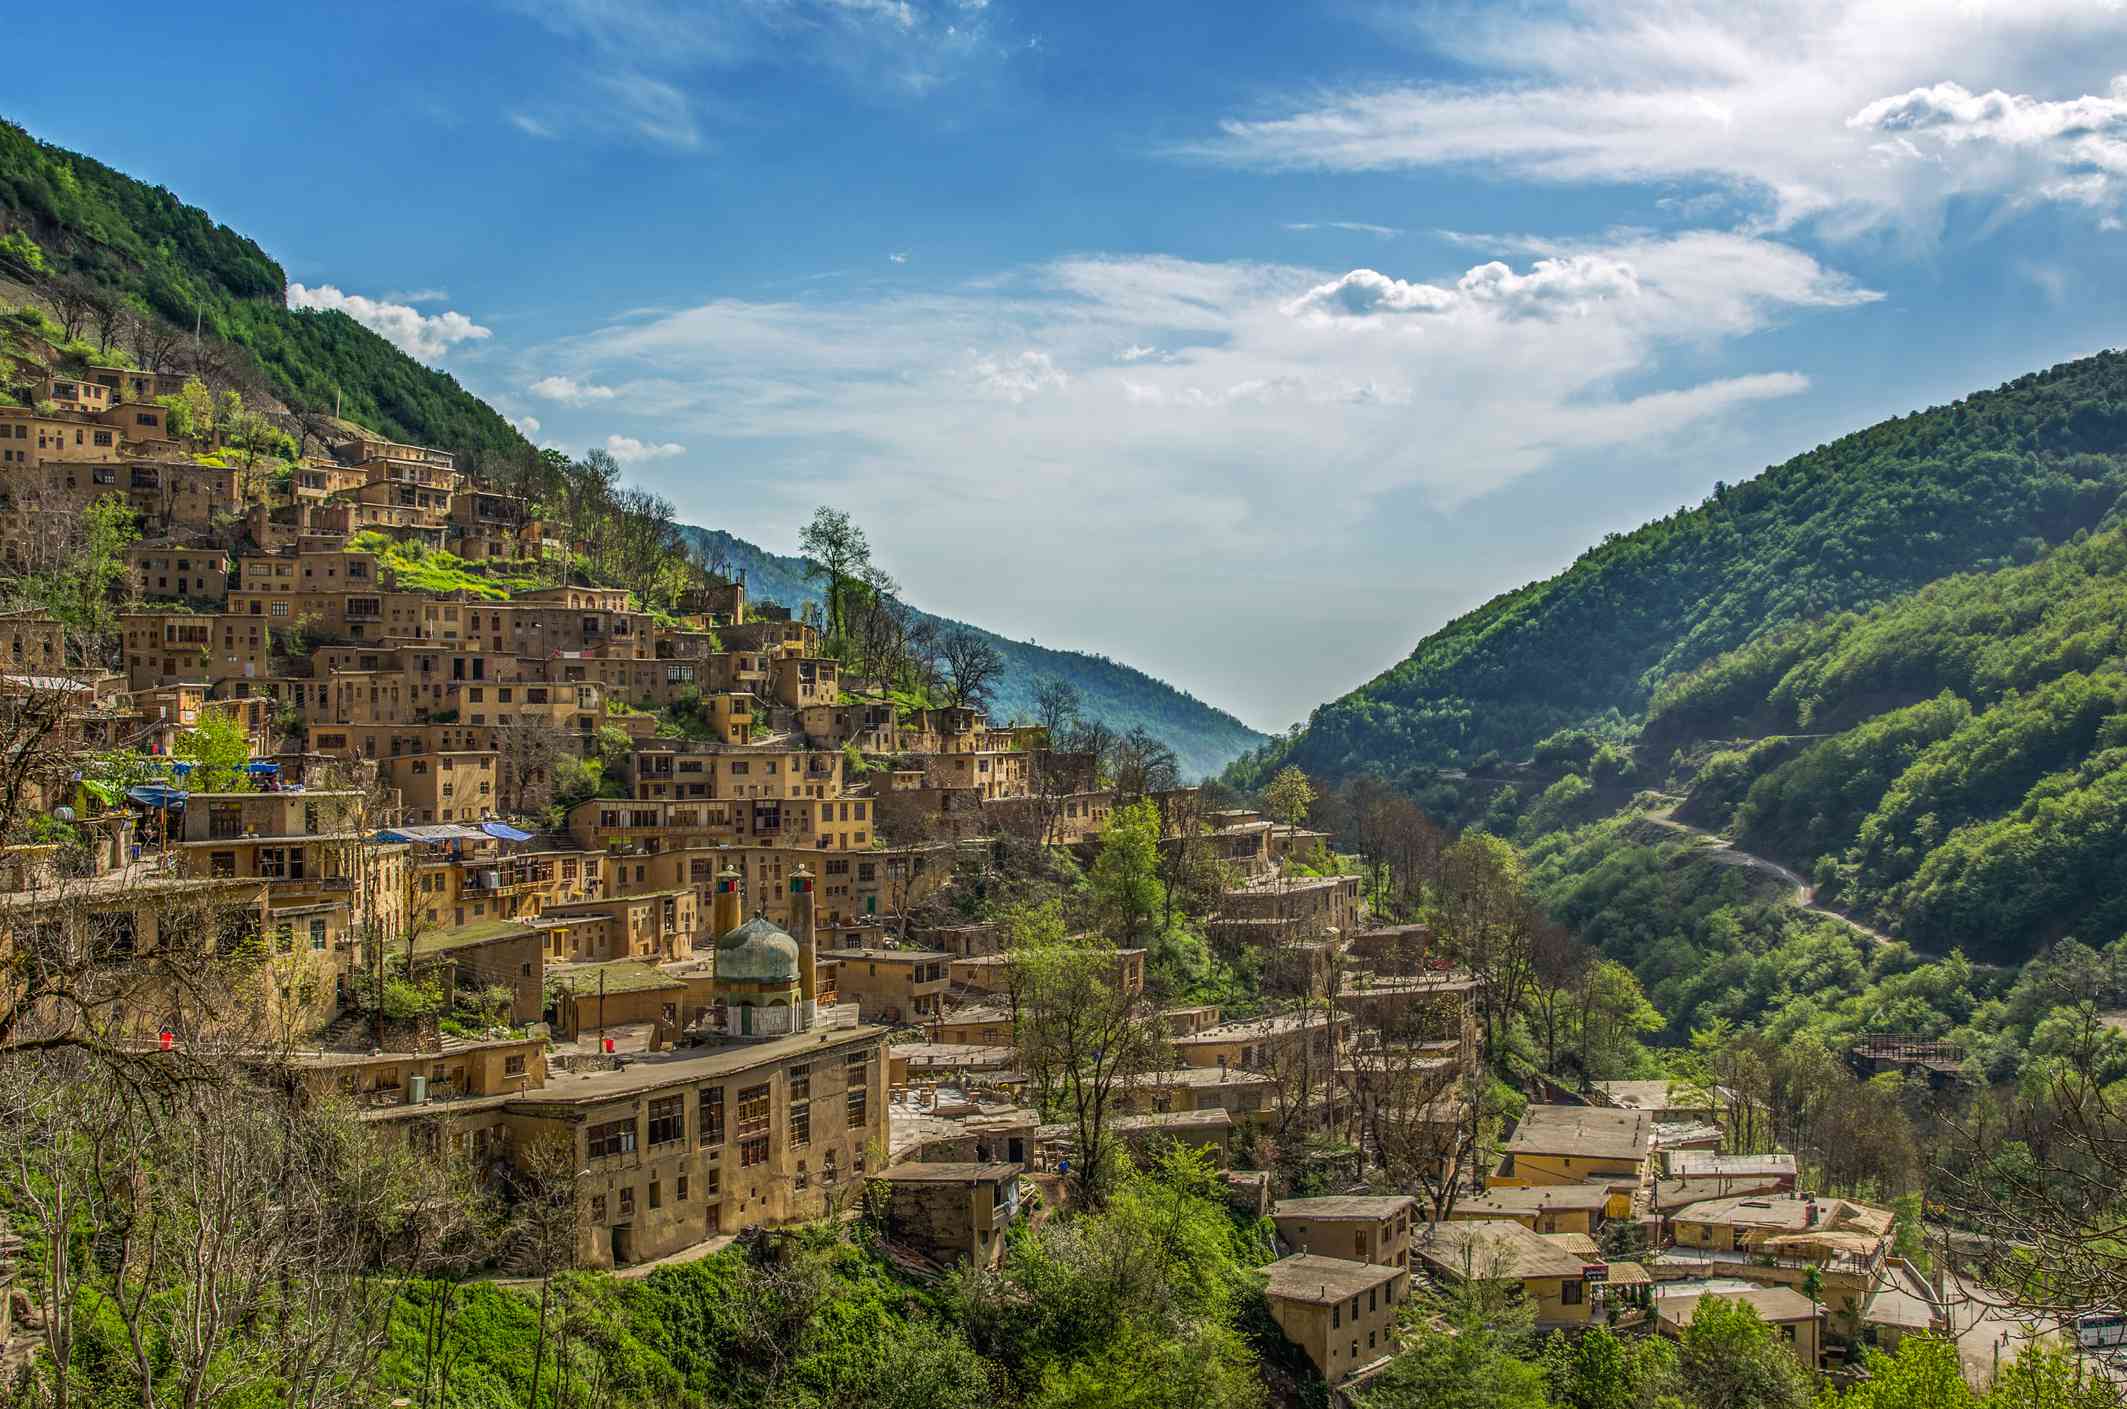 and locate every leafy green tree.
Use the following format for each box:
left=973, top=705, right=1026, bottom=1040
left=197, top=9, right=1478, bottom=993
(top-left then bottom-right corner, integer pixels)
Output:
left=1008, top=916, right=1169, bottom=1206
left=1358, top=1279, right=1546, bottom=1409
left=1088, top=799, right=1166, bottom=948
left=1541, top=1325, right=1679, bottom=1409
left=27, top=492, right=135, bottom=643
left=174, top=708, right=254, bottom=791
left=1263, top=764, right=1316, bottom=839
left=799, top=505, right=870, bottom=648
left=154, top=375, right=215, bottom=444
left=0, top=228, right=46, bottom=277
left=1675, top=1295, right=1808, bottom=1409
left=1819, top=1335, right=1973, bottom=1409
